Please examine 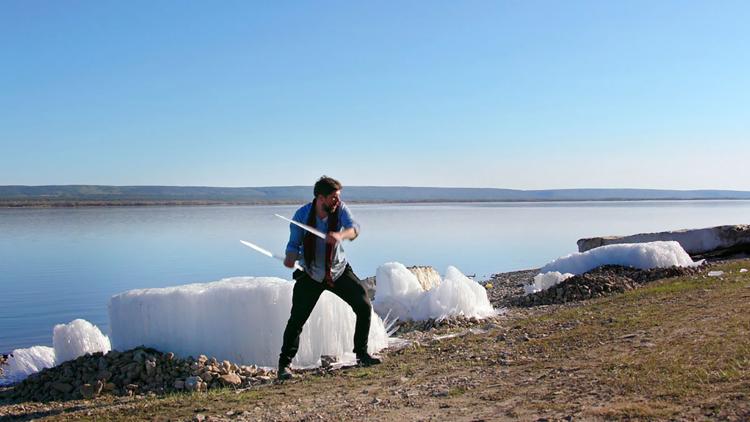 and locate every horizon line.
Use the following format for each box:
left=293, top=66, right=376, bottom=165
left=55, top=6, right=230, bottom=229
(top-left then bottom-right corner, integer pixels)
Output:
left=2, top=184, right=750, bottom=192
